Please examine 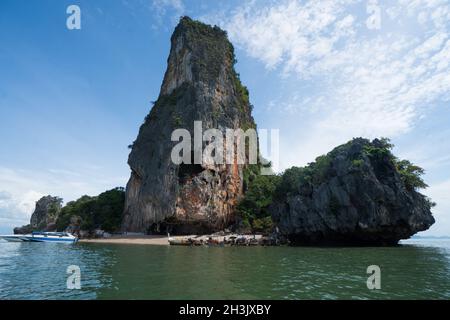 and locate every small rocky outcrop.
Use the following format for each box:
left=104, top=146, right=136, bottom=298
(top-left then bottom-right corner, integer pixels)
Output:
left=13, top=224, right=33, bottom=235
left=270, top=138, right=435, bottom=245
left=122, top=17, right=256, bottom=234
left=14, top=195, right=63, bottom=234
